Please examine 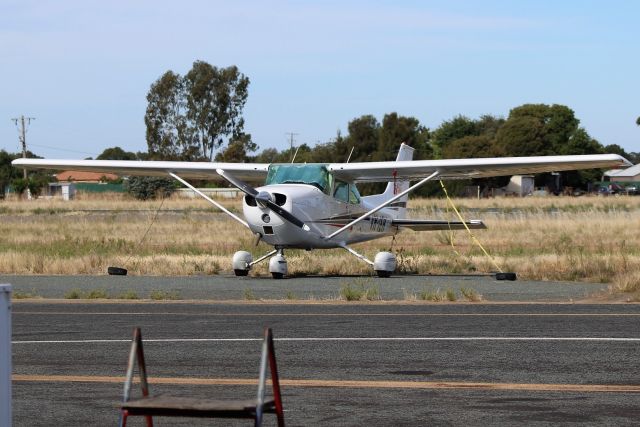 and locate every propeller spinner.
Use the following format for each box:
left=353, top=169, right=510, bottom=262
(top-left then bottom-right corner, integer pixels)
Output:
left=216, top=169, right=311, bottom=232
